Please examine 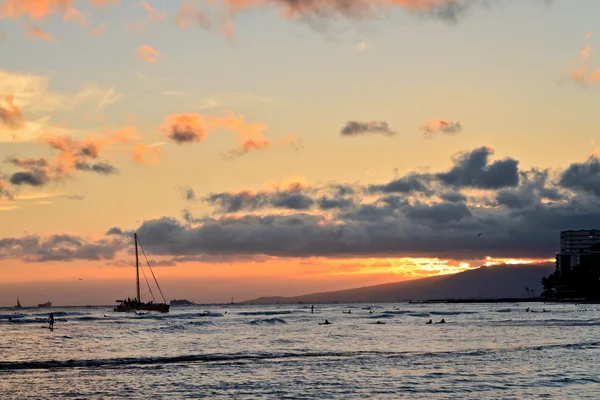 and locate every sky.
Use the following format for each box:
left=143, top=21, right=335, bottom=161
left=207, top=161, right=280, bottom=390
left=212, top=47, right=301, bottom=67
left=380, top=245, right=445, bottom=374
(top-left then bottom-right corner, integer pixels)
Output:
left=1, top=0, right=599, bottom=305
